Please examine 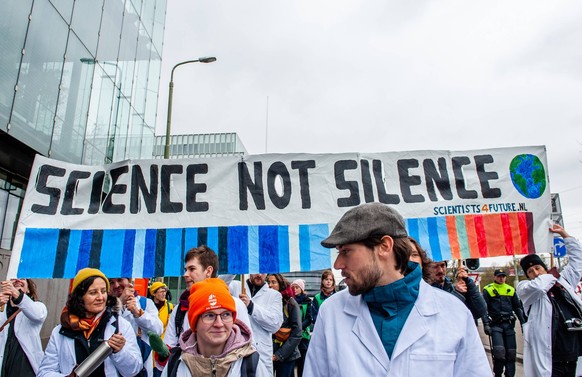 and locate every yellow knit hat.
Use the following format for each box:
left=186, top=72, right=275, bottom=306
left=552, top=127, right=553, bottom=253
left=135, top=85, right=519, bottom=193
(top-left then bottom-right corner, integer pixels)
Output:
left=72, top=268, right=110, bottom=293
left=149, top=281, right=167, bottom=296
